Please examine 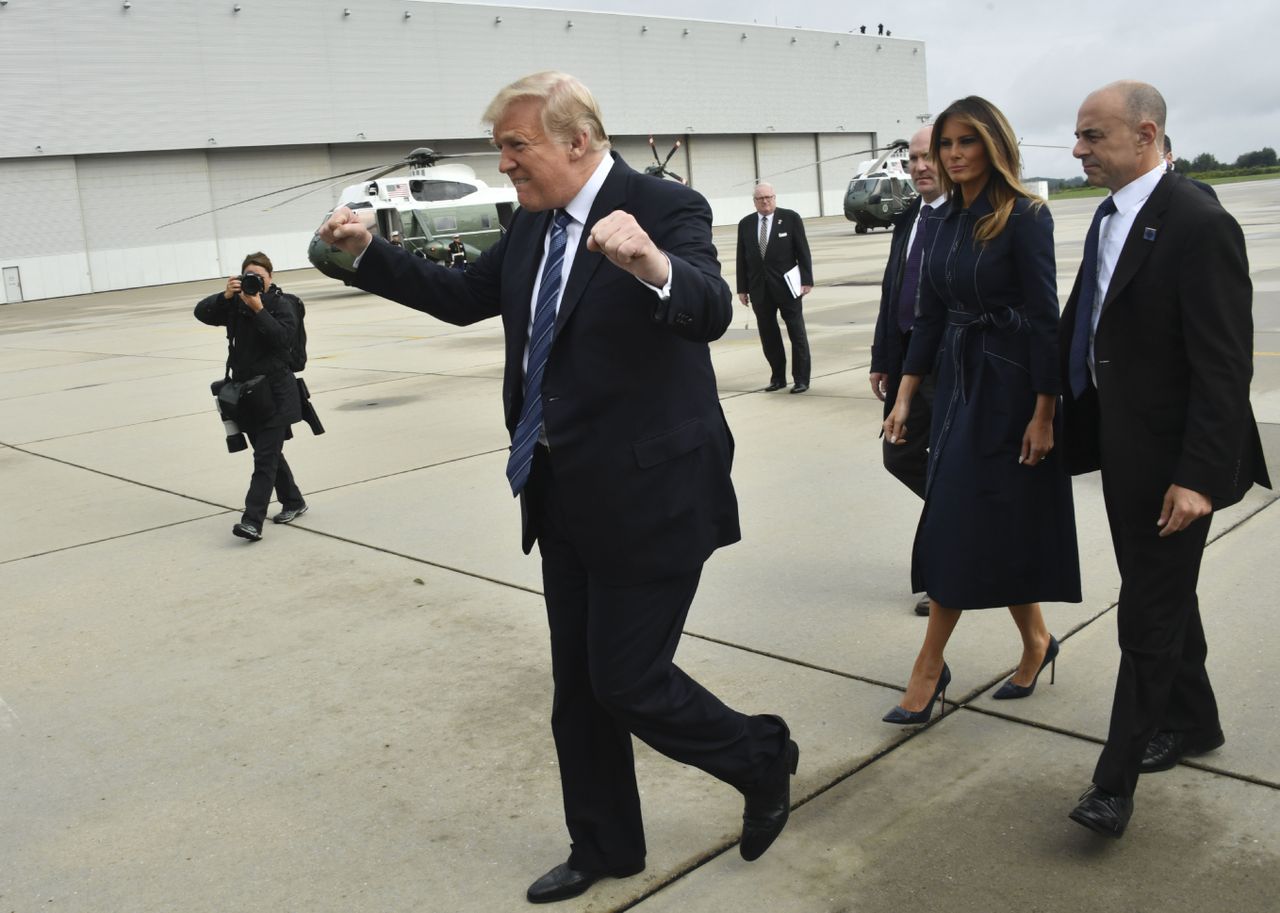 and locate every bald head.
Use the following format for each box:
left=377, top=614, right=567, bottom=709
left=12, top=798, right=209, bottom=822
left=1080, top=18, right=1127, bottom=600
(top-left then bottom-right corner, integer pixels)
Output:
left=753, top=182, right=777, bottom=215
left=906, top=125, right=941, bottom=203
left=1074, top=81, right=1165, bottom=192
